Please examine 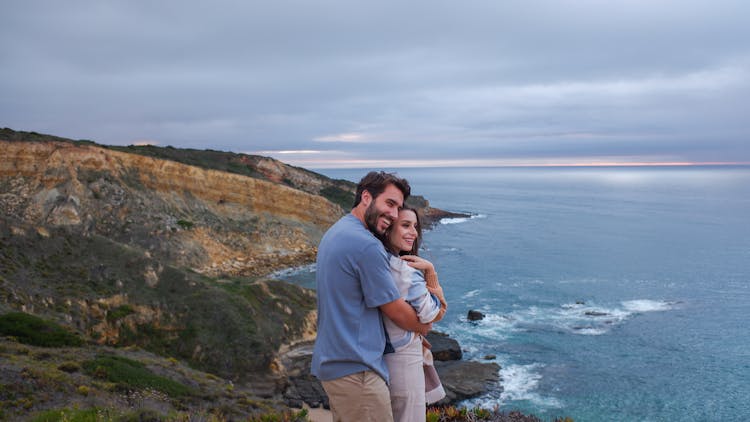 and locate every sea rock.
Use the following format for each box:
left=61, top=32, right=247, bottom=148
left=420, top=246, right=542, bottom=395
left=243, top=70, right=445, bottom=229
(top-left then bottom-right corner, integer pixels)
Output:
left=284, top=371, right=329, bottom=409
left=281, top=343, right=329, bottom=409
left=467, top=310, right=485, bottom=321
left=426, top=331, right=462, bottom=361
left=434, top=360, right=501, bottom=404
